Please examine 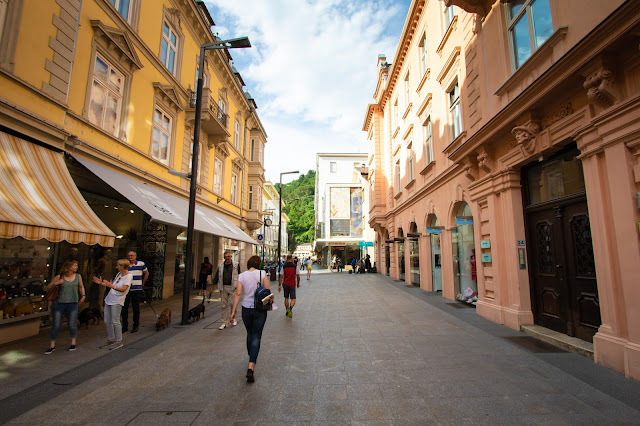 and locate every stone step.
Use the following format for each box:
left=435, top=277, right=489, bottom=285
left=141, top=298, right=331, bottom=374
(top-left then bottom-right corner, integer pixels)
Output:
left=521, top=324, right=594, bottom=360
